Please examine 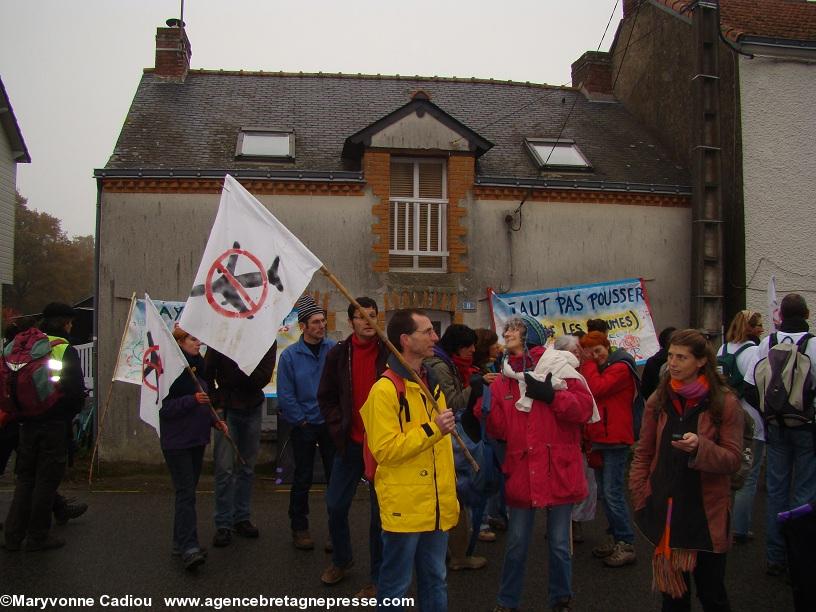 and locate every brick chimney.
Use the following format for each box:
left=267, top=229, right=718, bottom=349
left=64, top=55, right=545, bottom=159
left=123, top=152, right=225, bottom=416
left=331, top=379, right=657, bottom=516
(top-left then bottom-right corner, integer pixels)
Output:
left=154, top=20, right=191, bottom=81
left=571, top=51, right=613, bottom=97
